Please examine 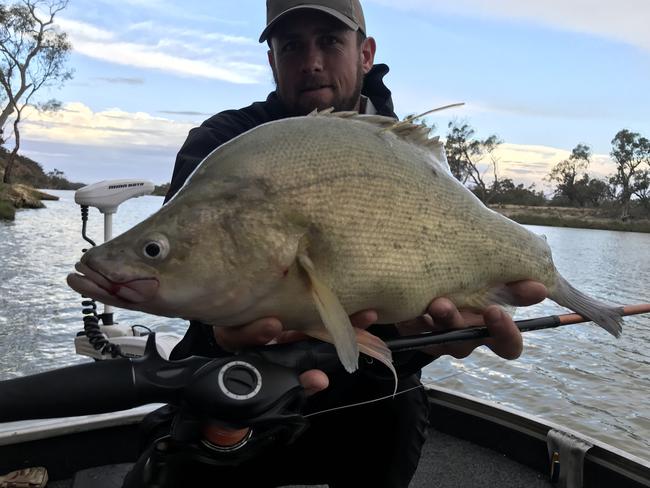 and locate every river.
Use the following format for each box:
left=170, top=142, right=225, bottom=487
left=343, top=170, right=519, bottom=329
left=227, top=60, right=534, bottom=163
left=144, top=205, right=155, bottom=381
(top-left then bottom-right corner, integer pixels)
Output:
left=1, top=190, right=649, bottom=461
